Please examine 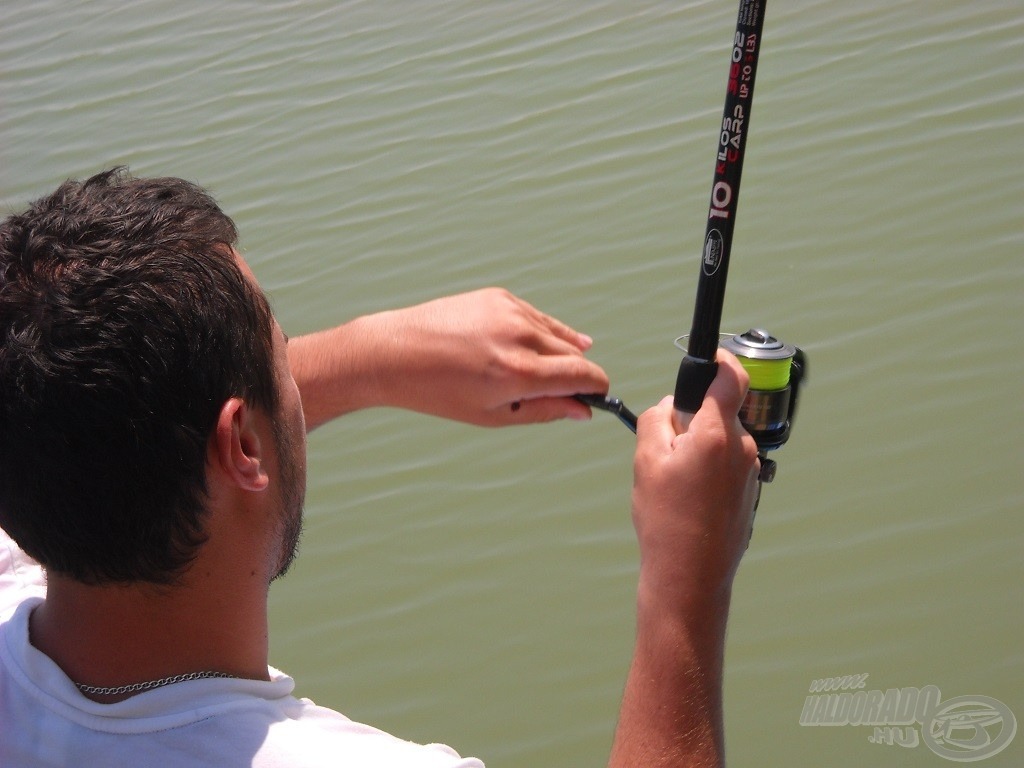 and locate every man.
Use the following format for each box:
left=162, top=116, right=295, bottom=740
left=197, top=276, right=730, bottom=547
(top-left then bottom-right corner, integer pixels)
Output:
left=0, top=169, right=759, bottom=766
